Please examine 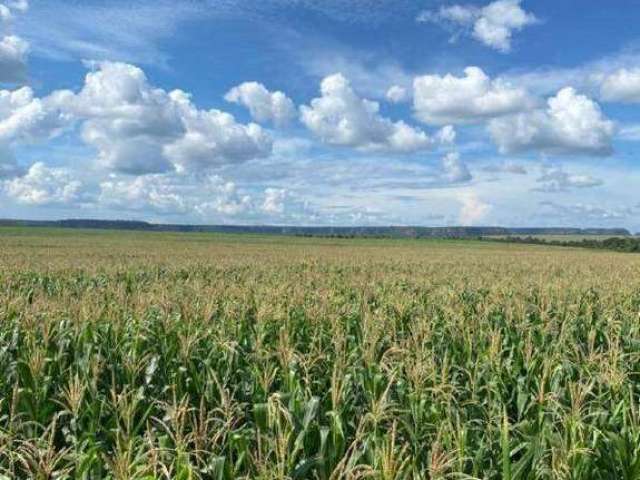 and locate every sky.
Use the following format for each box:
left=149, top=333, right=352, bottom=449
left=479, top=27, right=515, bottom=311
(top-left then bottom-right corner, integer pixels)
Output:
left=1, top=0, right=640, bottom=229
